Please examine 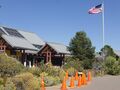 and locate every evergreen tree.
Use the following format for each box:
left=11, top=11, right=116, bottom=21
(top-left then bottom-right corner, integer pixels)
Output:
left=68, top=31, right=95, bottom=69
left=101, top=45, right=115, bottom=57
